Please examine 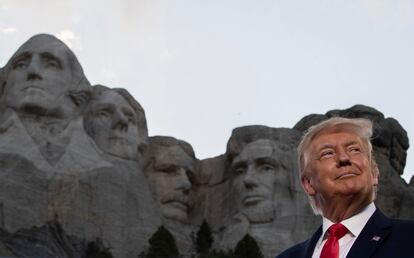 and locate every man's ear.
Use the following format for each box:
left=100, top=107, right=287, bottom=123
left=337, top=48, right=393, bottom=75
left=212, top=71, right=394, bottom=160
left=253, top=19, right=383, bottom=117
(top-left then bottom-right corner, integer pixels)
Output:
left=301, top=175, right=316, bottom=196
left=68, top=90, right=91, bottom=110
left=372, top=166, right=379, bottom=186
